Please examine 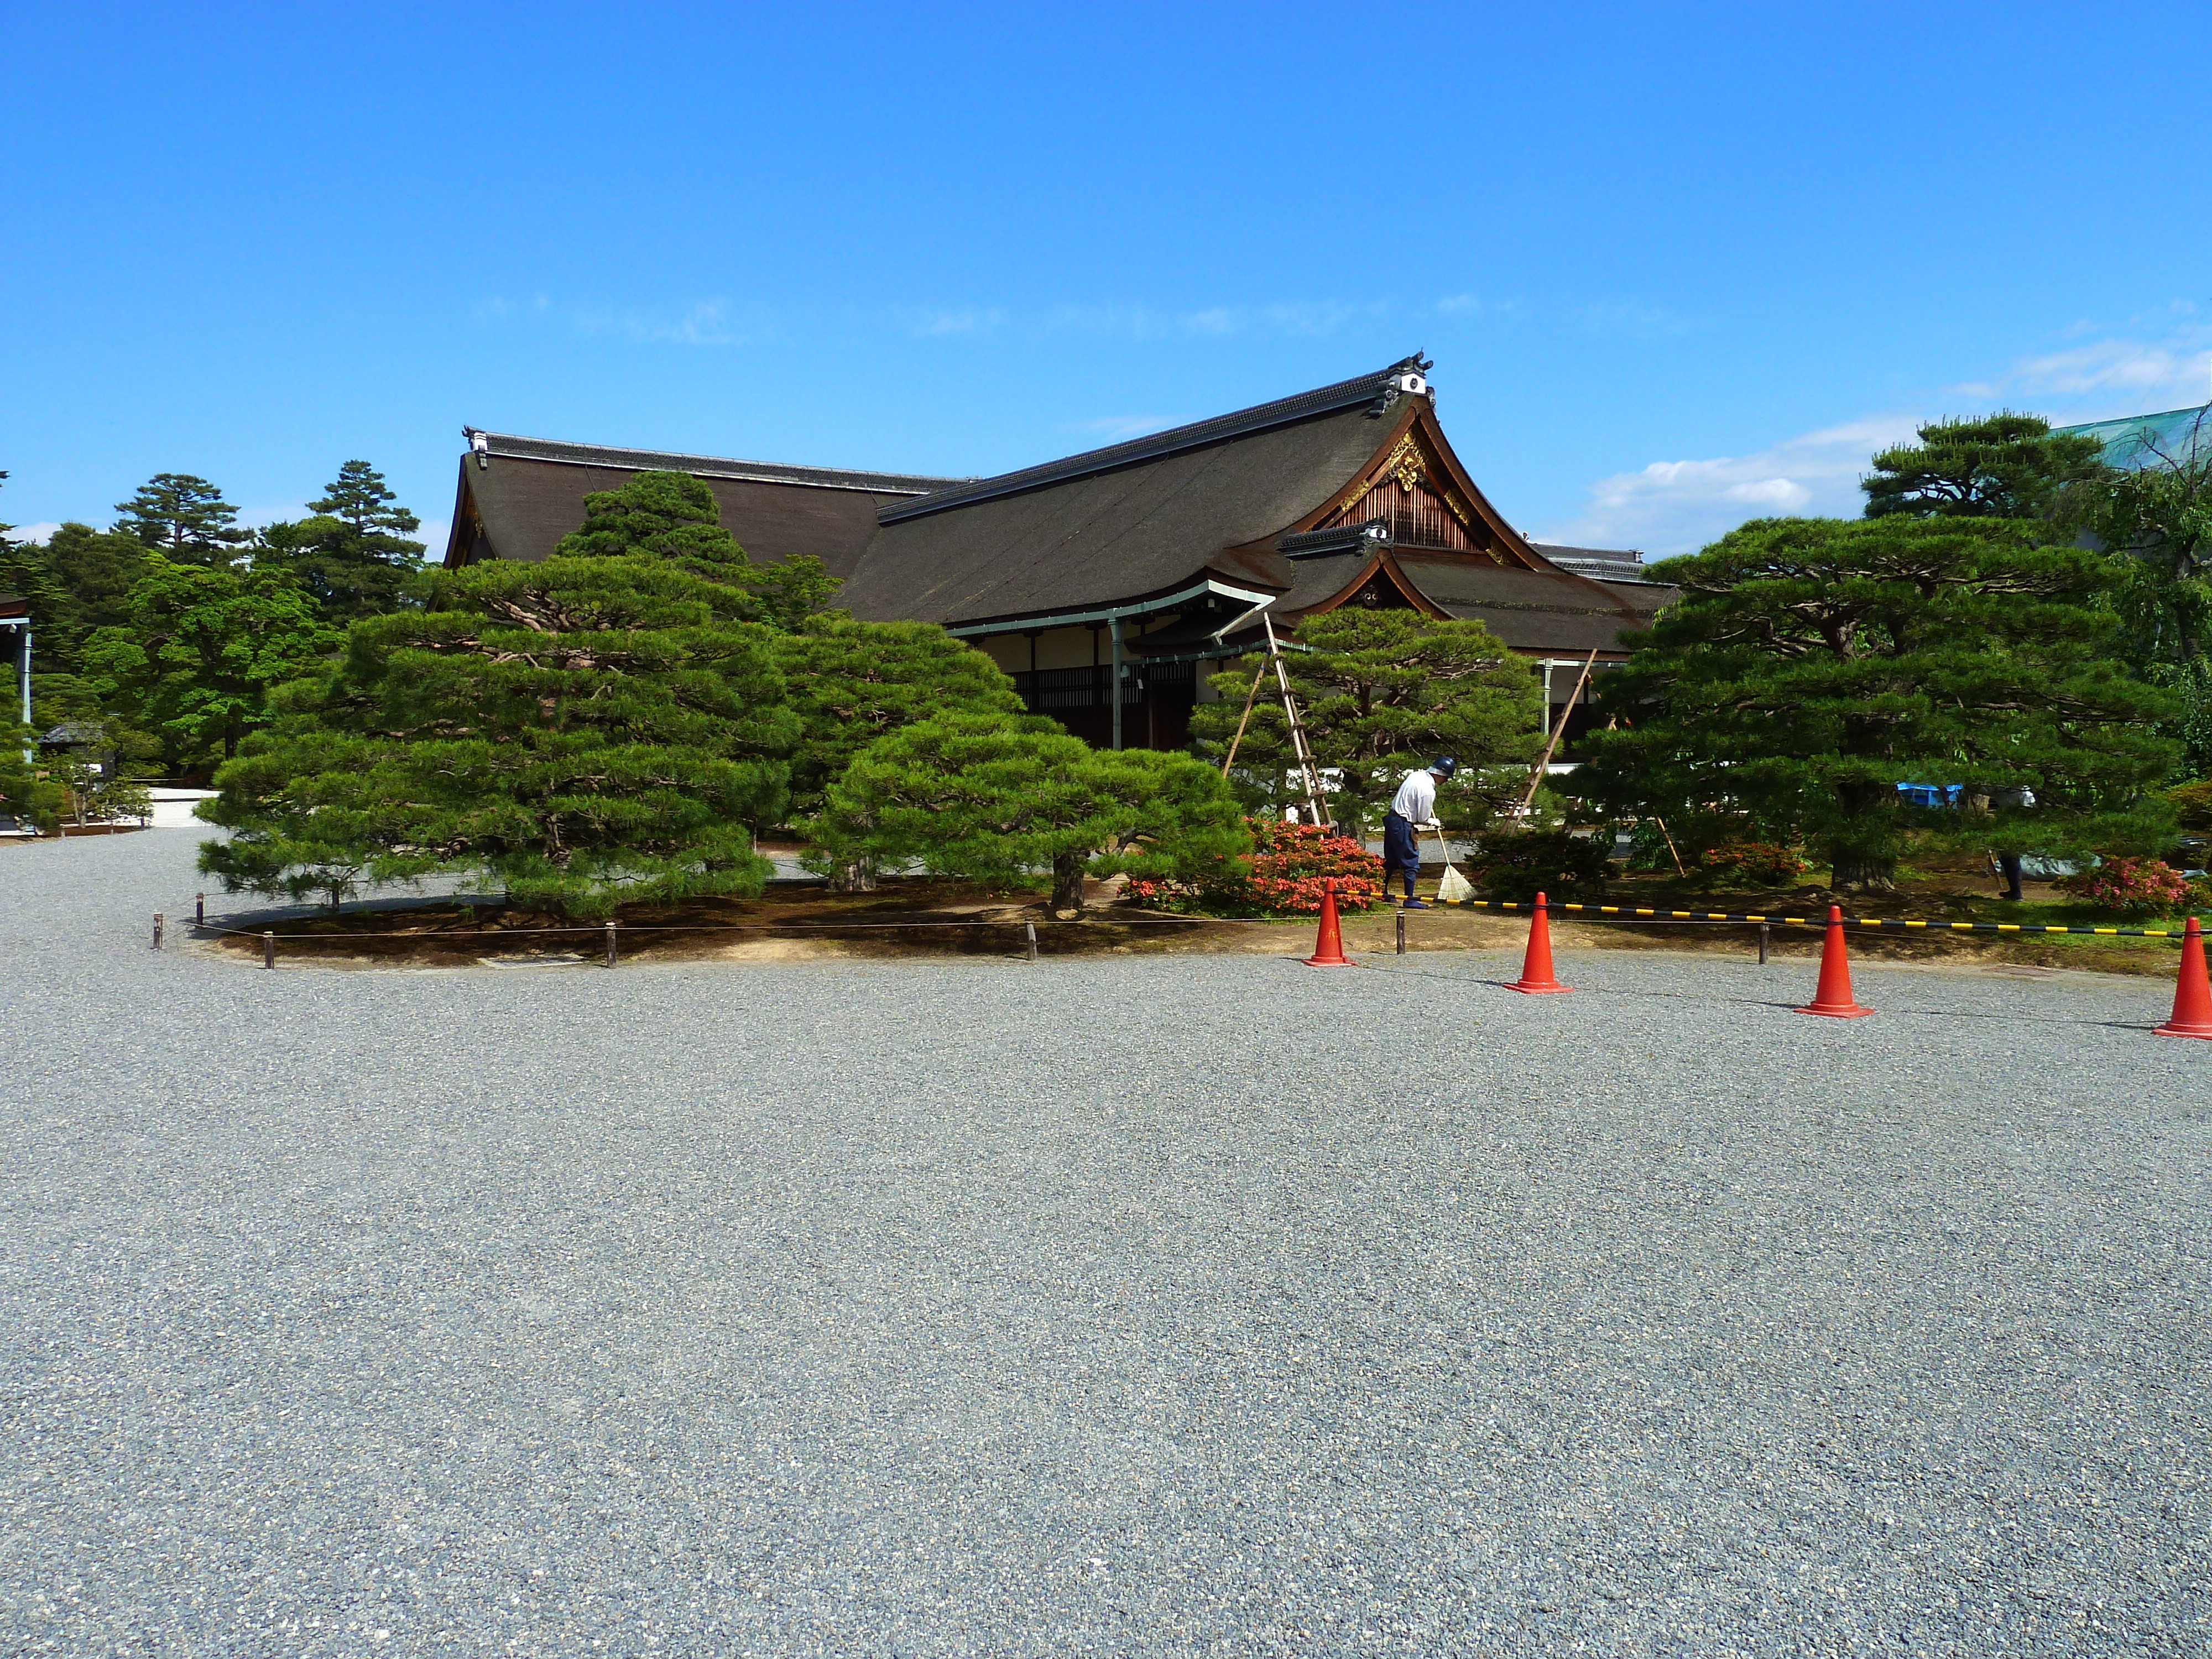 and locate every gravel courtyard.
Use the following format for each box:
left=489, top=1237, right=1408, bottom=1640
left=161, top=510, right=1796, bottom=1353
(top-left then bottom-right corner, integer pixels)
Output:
left=3, top=831, right=2207, bottom=1656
